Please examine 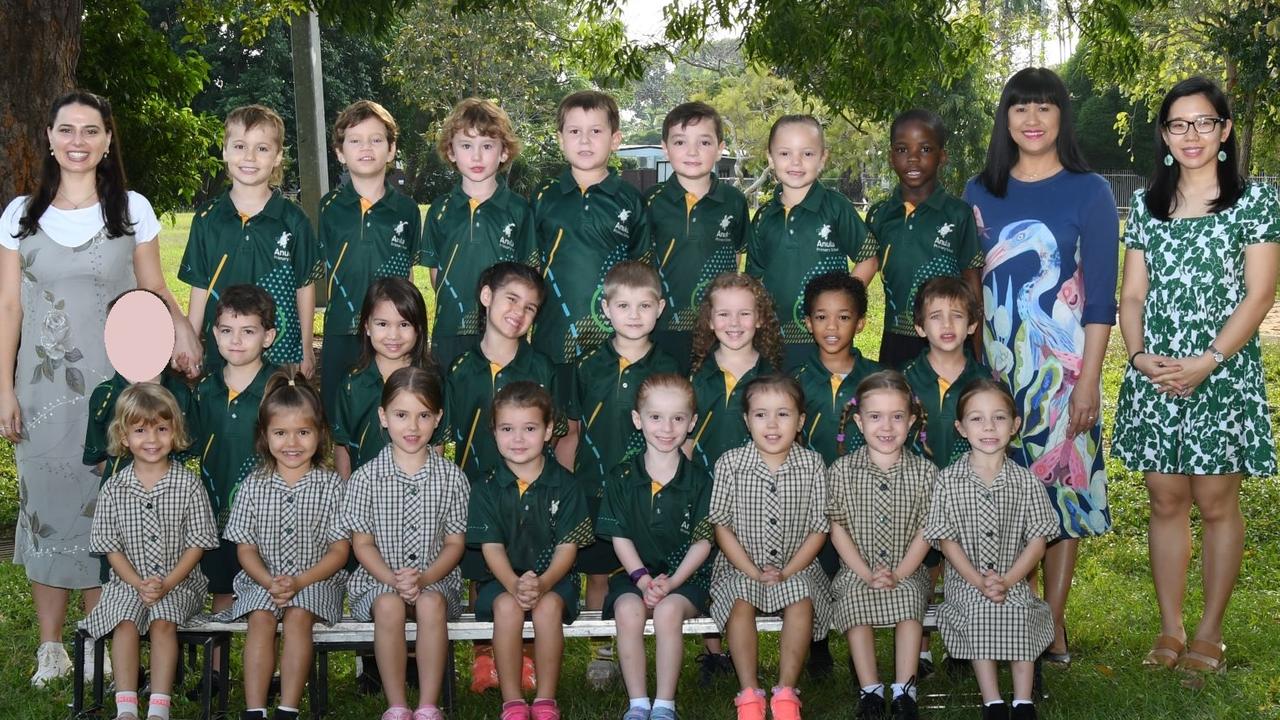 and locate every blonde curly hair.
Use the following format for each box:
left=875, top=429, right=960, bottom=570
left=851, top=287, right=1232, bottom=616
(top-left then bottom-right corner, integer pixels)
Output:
left=689, top=273, right=784, bottom=374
